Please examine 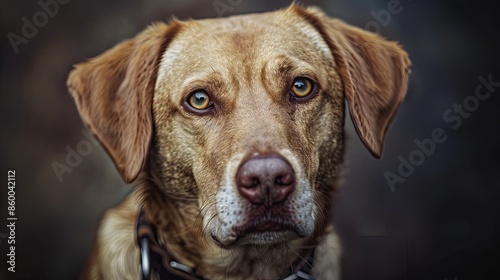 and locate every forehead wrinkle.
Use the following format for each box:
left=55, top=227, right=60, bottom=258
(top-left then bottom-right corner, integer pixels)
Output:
left=186, top=28, right=248, bottom=93
left=259, top=59, right=286, bottom=104
left=198, top=16, right=288, bottom=88
left=228, top=31, right=258, bottom=87
left=200, top=30, right=259, bottom=92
